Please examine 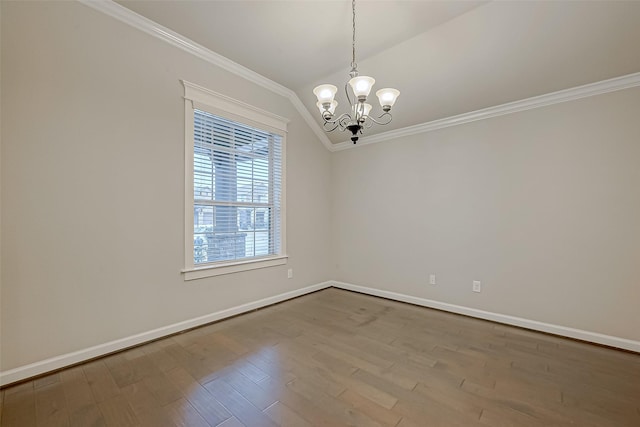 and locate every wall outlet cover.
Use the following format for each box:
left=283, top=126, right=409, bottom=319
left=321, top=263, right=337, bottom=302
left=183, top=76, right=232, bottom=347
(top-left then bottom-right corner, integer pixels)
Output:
left=473, top=280, right=481, bottom=292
